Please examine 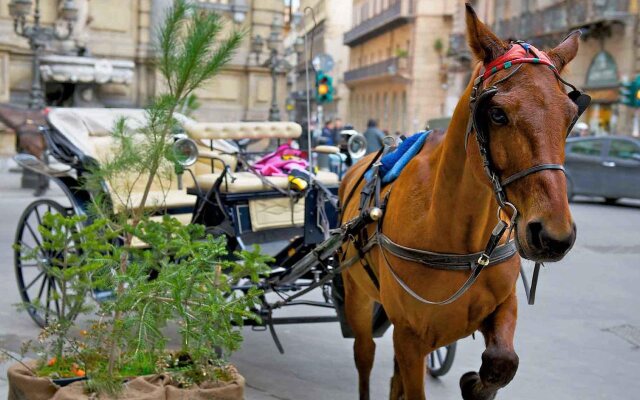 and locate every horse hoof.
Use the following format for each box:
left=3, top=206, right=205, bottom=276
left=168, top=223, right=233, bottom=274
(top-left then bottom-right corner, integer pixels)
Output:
left=460, top=371, right=479, bottom=398
left=460, top=371, right=496, bottom=400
